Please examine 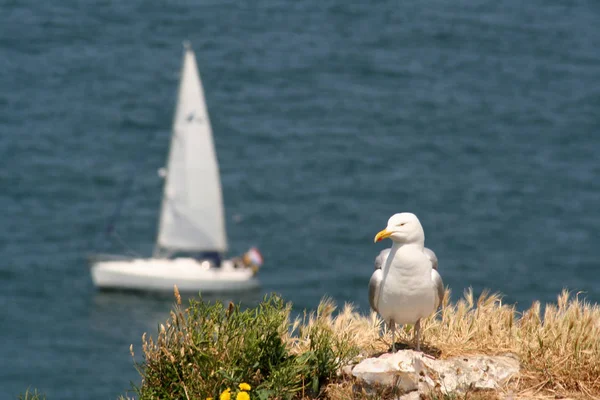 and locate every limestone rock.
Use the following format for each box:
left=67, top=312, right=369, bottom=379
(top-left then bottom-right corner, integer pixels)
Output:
left=351, top=350, right=519, bottom=396
left=340, top=364, right=354, bottom=377
left=397, top=391, right=421, bottom=400
left=352, top=351, right=424, bottom=390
